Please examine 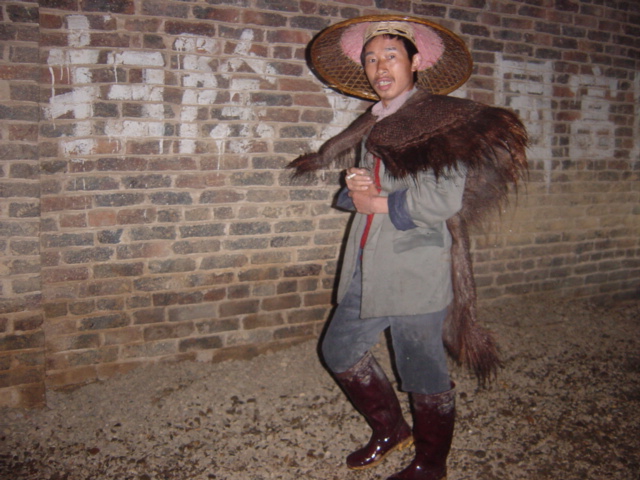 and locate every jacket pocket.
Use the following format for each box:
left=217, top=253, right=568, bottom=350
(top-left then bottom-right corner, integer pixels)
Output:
left=392, top=228, right=444, bottom=253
